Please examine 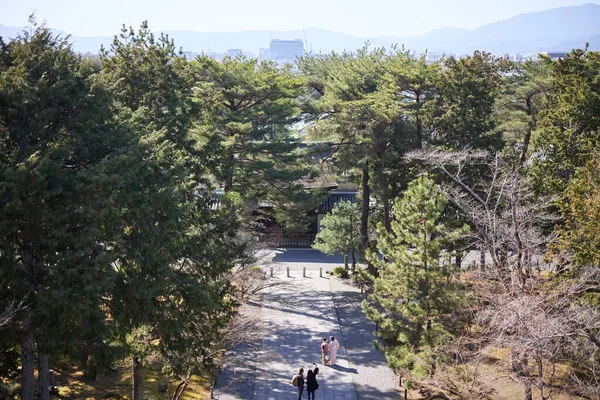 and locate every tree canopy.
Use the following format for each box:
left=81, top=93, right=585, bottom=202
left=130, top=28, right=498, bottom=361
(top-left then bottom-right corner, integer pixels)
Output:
left=1, top=19, right=600, bottom=400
